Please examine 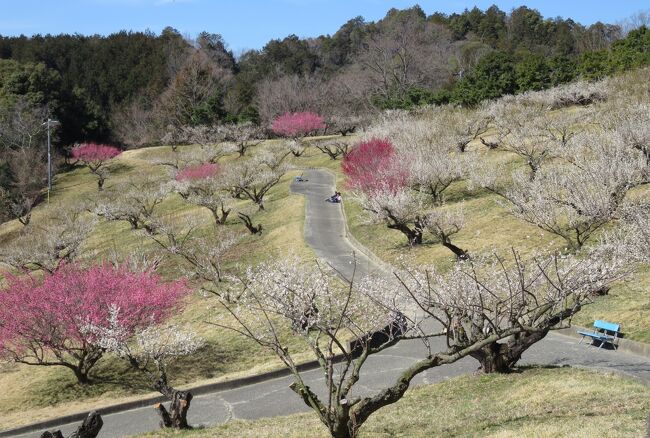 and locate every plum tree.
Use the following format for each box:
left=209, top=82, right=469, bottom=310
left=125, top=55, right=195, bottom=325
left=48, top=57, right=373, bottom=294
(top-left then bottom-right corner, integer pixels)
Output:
left=71, top=143, right=121, bottom=191
left=0, top=263, right=189, bottom=383
left=271, top=111, right=326, bottom=157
